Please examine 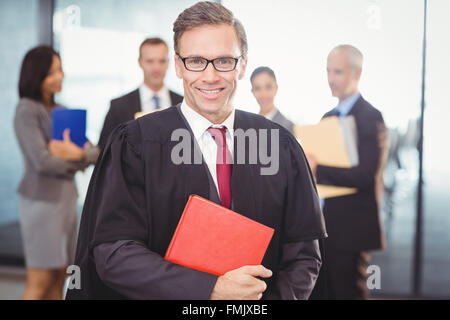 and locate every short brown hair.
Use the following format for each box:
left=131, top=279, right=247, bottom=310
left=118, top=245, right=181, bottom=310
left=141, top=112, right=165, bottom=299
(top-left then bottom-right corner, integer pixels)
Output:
left=173, top=1, right=248, bottom=58
left=139, top=37, right=168, bottom=57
